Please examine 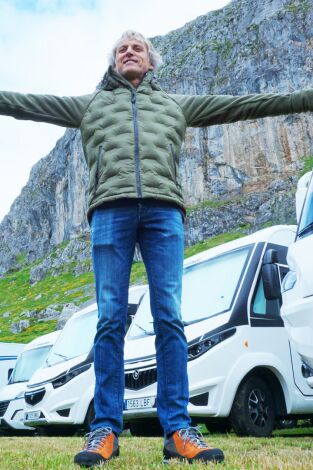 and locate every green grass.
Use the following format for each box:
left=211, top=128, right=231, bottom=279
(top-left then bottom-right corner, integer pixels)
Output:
left=0, top=268, right=92, bottom=340
left=1, top=427, right=313, bottom=469
left=184, top=230, right=246, bottom=258
left=0, top=267, right=96, bottom=343
left=299, top=155, right=313, bottom=177
left=185, top=198, right=236, bottom=214
left=285, top=1, right=310, bottom=14
left=0, top=229, right=247, bottom=343
left=210, top=39, right=233, bottom=59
